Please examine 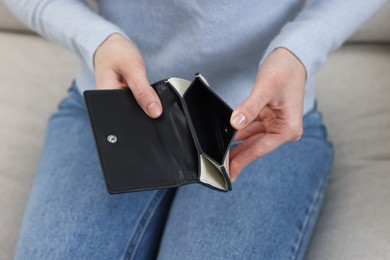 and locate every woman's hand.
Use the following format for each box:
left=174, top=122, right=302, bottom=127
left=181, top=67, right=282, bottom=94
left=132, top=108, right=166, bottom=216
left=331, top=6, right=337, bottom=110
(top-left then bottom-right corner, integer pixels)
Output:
left=229, top=48, right=307, bottom=181
left=94, top=33, right=163, bottom=118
